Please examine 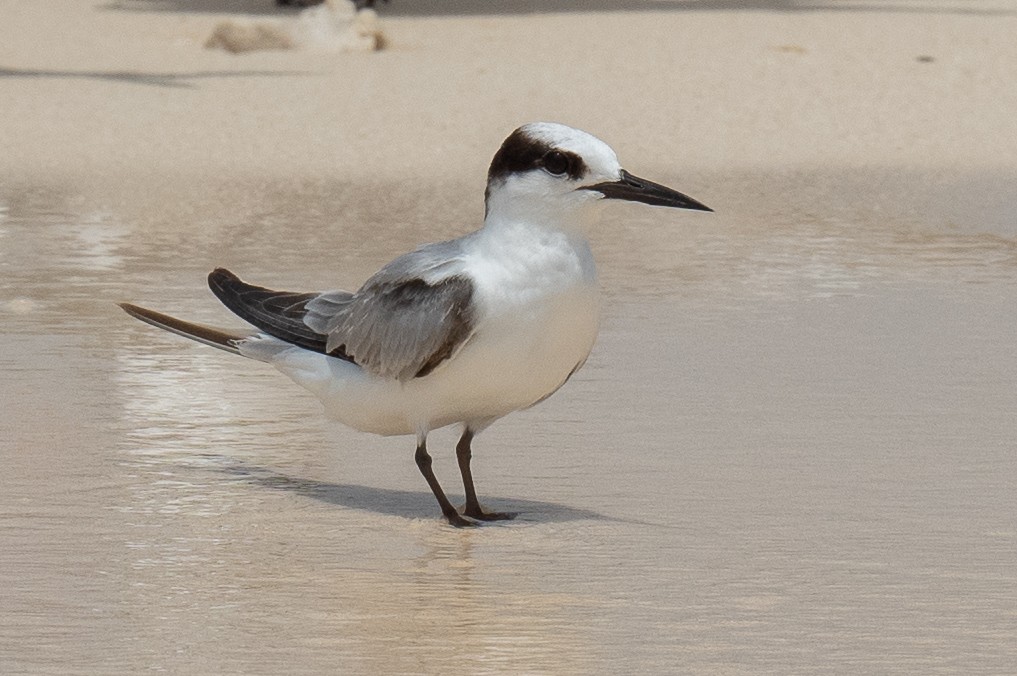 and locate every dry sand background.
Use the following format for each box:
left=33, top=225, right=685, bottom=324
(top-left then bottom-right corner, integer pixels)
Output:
left=3, top=1, right=1017, bottom=673
left=4, top=1, right=1016, bottom=229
